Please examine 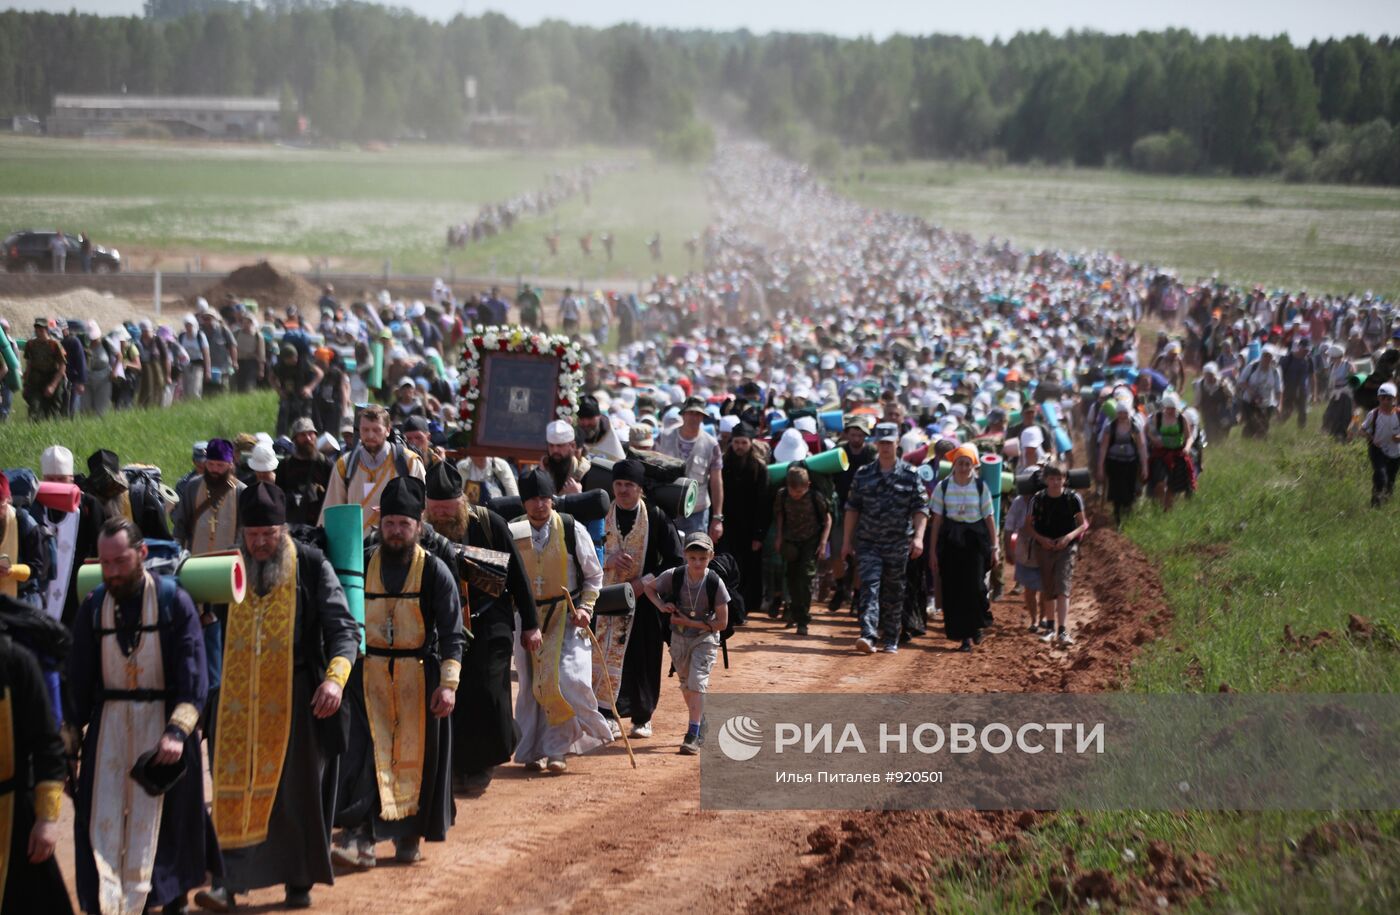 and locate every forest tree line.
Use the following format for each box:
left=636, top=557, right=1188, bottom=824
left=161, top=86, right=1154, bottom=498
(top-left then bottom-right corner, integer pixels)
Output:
left=1, top=2, right=1398, bottom=183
